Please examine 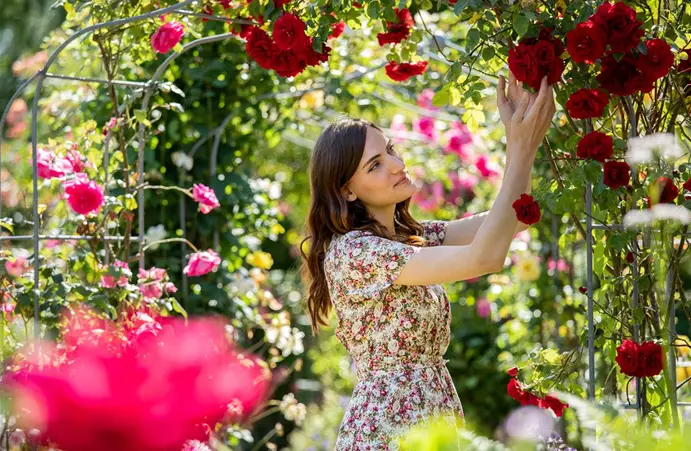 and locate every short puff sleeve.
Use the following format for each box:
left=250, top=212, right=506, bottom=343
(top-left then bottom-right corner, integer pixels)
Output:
left=341, top=233, right=421, bottom=300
